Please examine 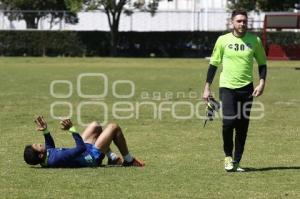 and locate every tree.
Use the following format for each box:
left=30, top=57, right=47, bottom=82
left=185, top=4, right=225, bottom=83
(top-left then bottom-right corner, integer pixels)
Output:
left=0, top=0, right=82, bottom=29
left=84, top=0, right=161, bottom=56
left=228, top=0, right=299, bottom=12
